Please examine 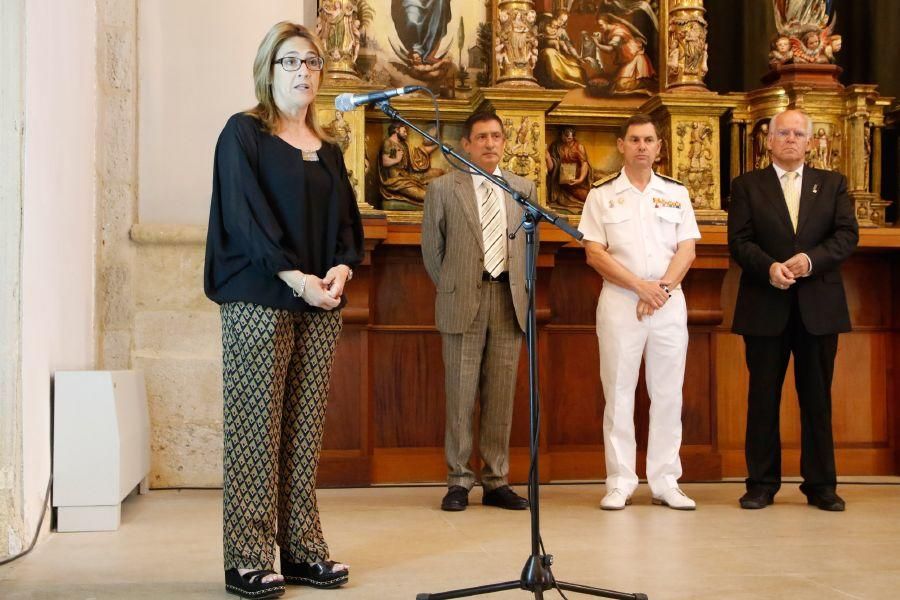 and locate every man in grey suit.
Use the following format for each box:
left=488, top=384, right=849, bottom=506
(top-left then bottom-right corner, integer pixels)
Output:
left=422, top=111, right=532, bottom=511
